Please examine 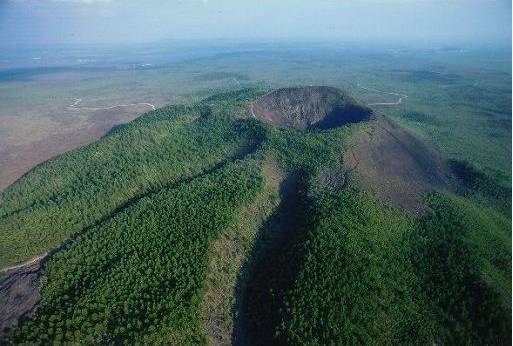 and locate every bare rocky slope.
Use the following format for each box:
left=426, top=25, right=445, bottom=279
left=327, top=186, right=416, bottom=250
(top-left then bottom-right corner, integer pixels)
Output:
left=343, top=115, right=455, bottom=212
left=0, top=260, right=43, bottom=337
left=251, top=86, right=372, bottom=129
left=252, top=86, right=457, bottom=212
